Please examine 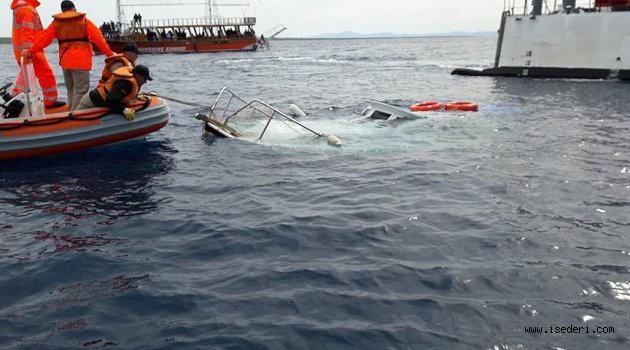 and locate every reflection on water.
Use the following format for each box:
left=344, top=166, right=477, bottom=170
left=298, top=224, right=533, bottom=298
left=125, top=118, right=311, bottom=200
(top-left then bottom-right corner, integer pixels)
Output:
left=609, top=281, right=630, bottom=301
left=0, top=140, right=175, bottom=222
left=0, top=140, right=175, bottom=259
